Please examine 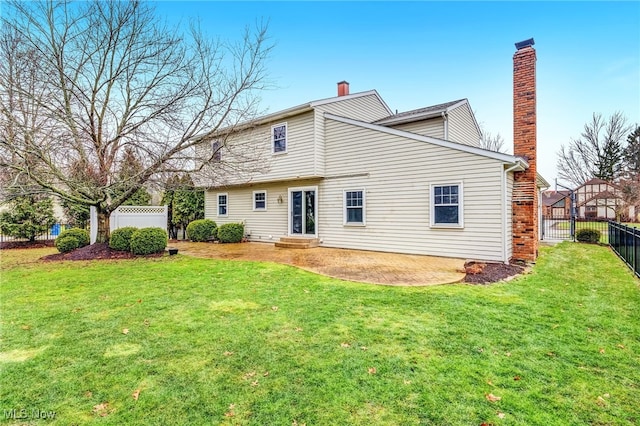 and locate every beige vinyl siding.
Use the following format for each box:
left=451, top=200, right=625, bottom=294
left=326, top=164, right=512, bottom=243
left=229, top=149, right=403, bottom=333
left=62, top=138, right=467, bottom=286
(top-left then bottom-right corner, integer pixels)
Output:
left=314, top=93, right=390, bottom=122
left=202, top=111, right=317, bottom=186
left=388, top=117, right=445, bottom=139
left=321, top=118, right=507, bottom=261
left=447, top=103, right=481, bottom=147
left=312, top=93, right=390, bottom=177
left=506, top=172, right=514, bottom=260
